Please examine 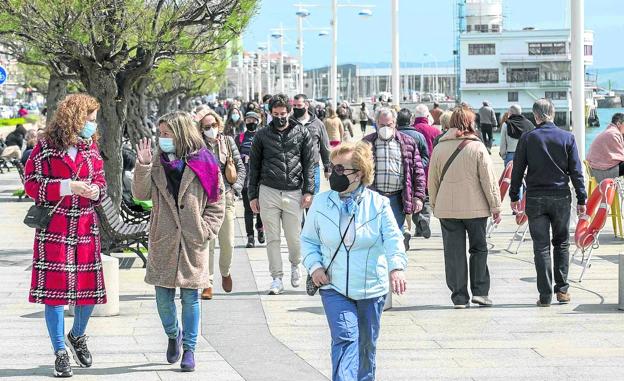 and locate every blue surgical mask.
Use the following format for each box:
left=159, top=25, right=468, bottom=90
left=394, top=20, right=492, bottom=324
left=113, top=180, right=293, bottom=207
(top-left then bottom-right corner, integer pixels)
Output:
left=159, top=137, right=175, bottom=153
left=231, top=113, right=240, bottom=122
left=81, top=121, right=97, bottom=138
